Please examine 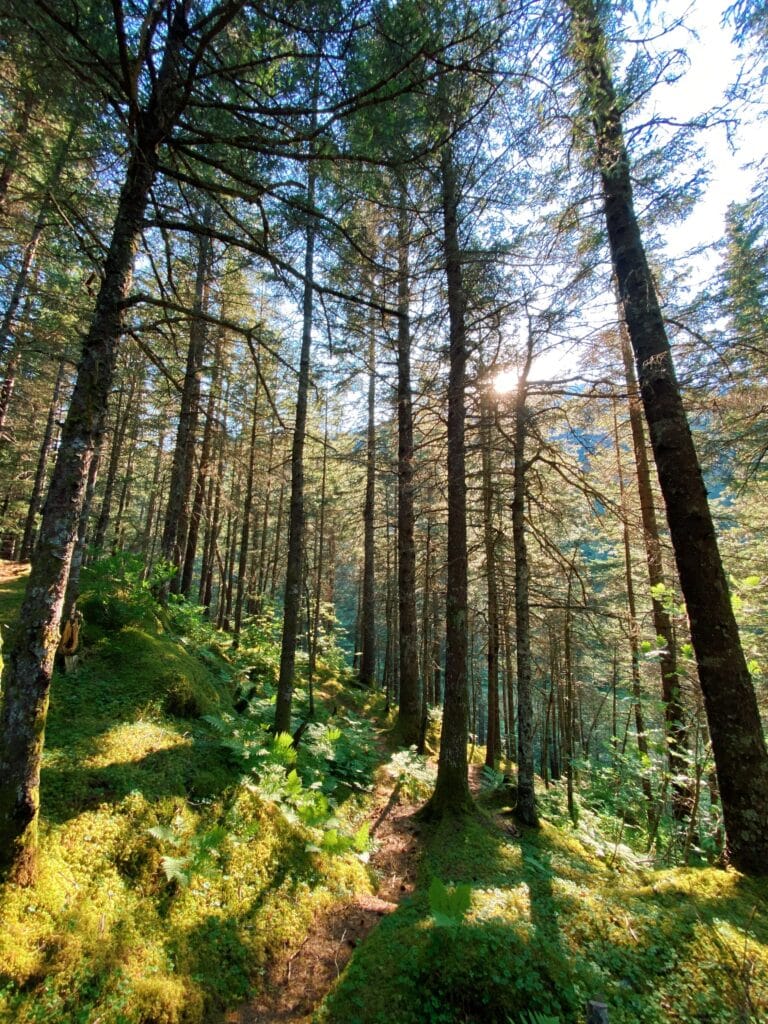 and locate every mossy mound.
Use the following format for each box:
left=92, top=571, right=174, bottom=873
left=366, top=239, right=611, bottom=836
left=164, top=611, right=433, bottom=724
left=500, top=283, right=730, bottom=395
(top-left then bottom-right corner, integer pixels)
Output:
left=318, top=814, right=768, bottom=1024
